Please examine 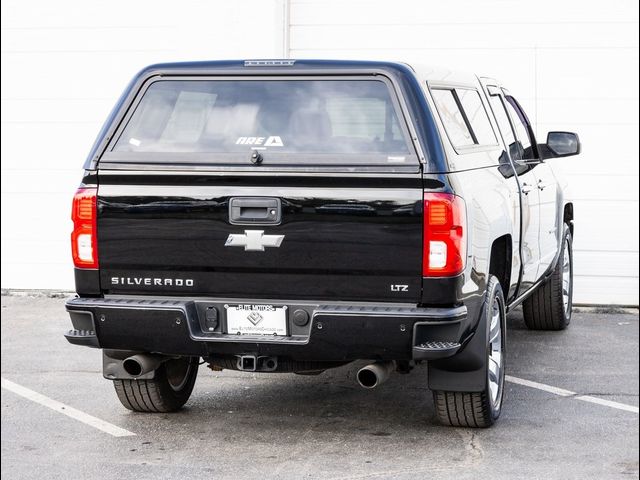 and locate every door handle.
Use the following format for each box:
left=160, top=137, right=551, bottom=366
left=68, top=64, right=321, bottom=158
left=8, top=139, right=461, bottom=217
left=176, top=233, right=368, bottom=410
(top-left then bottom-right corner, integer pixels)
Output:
left=229, top=197, right=282, bottom=225
left=521, top=183, right=534, bottom=195
left=538, top=179, right=553, bottom=191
